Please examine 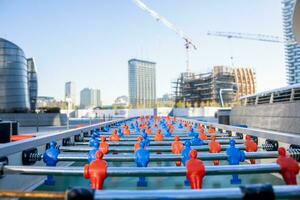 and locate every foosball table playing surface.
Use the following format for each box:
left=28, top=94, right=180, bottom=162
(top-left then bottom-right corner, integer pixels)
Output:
left=0, top=116, right=300, bottom=200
